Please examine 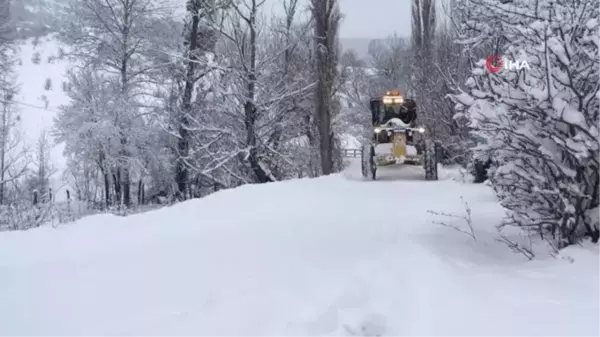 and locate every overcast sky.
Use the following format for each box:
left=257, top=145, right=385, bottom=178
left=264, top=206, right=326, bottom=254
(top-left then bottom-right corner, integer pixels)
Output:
left=263, top=0, right=413, bottom=38
left=337, top=0, right=412, bottom=38
left=170, top=0, right=414, bottom=39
